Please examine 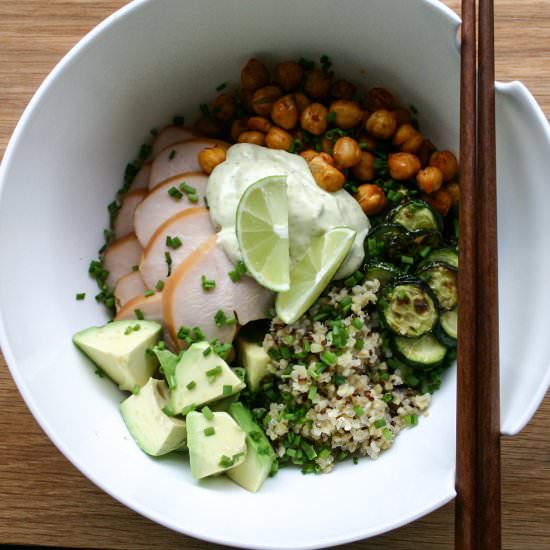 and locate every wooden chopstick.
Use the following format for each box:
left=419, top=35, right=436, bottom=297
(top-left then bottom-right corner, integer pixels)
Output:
left=476, top=0, right=502, bottom=546
left=456, top=0, right=502, bottom=548
left=455, top=0, right=479, bottom=548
